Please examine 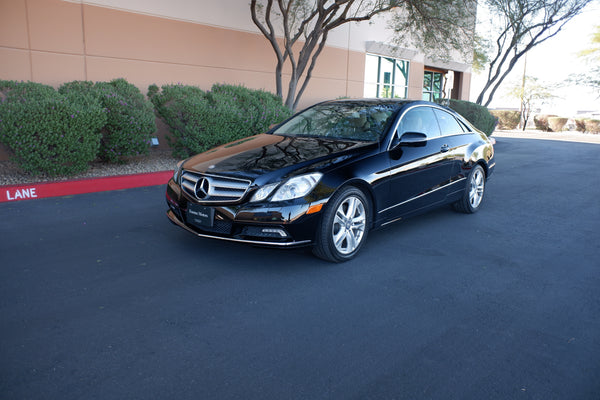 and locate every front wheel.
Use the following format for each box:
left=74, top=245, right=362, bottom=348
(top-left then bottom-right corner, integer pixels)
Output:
left=453, top=164, right=486, bottom=214
left=313, top=186, right=370, bottom=263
